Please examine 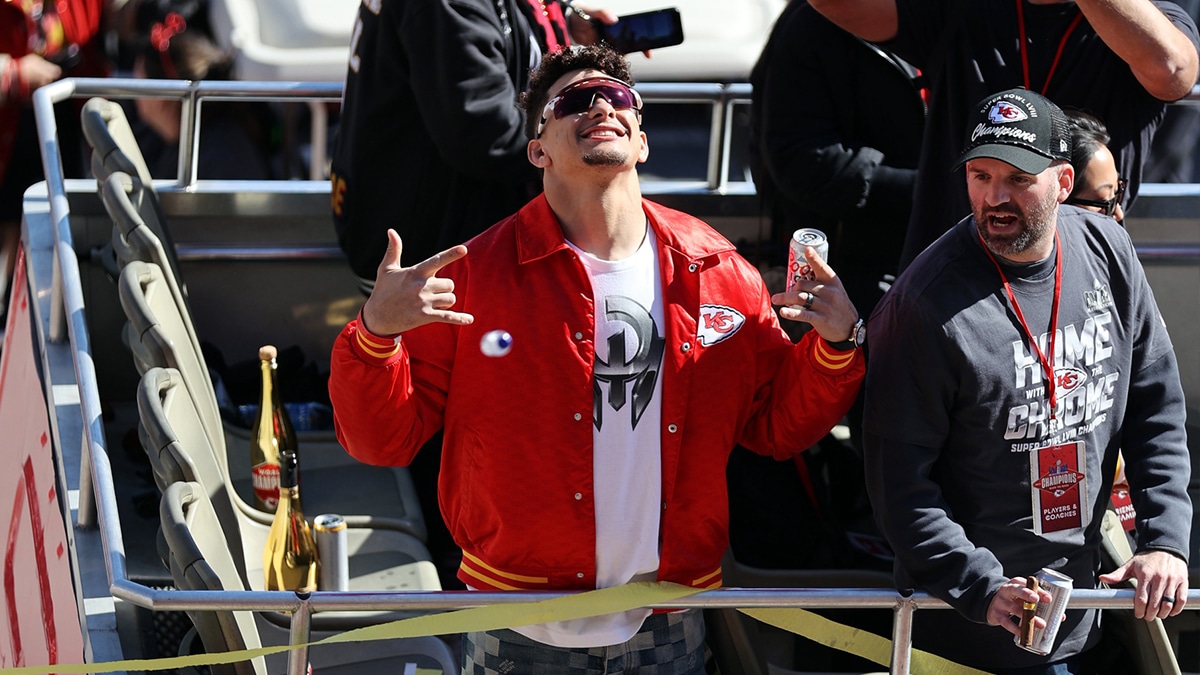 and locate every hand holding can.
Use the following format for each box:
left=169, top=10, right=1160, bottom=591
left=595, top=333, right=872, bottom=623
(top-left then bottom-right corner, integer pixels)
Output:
left=1015, top=568, right=1072, bottom=655
left=785, top=228, right=829, bottom=299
